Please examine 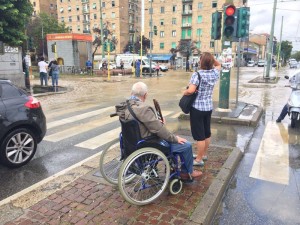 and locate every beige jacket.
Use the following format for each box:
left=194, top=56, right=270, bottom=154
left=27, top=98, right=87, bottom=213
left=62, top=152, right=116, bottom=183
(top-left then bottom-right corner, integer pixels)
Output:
left=115, top=99, right=178, bottom=143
